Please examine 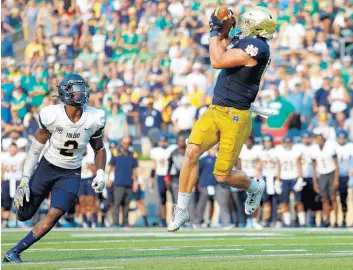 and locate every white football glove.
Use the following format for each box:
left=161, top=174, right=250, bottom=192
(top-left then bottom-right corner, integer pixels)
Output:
left=91, top=169, right=106, bottom=193
left=293, top=177, right=304, bottom=192
left=14, top=177, right=30, bottom=209
left=274, top=180, right=282, bottom=195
